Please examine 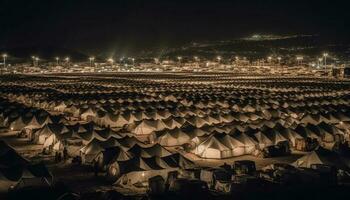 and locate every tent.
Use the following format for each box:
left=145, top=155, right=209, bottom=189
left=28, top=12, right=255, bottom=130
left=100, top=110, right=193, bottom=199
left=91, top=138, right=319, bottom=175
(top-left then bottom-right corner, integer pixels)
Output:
left=134, top=120, right=167, bottom=135
left=195, top=135, right=233, bottom=159
left=293, top=147, right=350, bottom=169
left=128, top=143, right=173, bottom=158
left=80, top=139, right=105, bottom=163
left=254, top=132, right=273, bottom=149
left=103, top=146, right=133, bottom=166
left=9, top=116, right=27, bottom=131
left=157, top=128, right=191, bottom=146
left=0, top=141, right=51, bottom=191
